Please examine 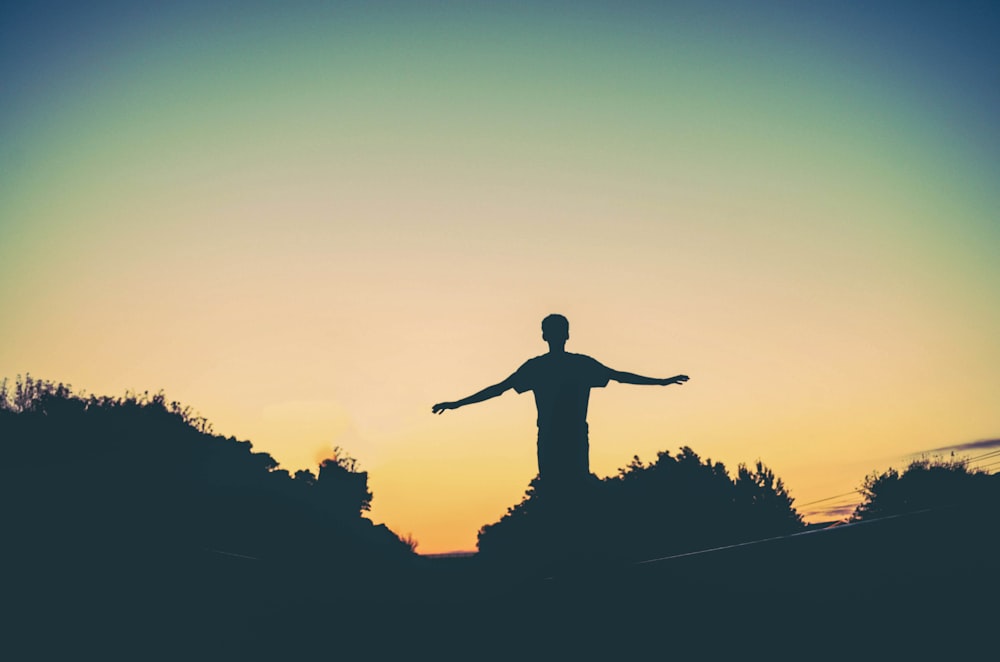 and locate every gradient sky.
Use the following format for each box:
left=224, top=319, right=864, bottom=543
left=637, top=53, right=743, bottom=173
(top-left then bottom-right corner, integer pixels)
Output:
left=2, top=1, right=998, bottom=553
